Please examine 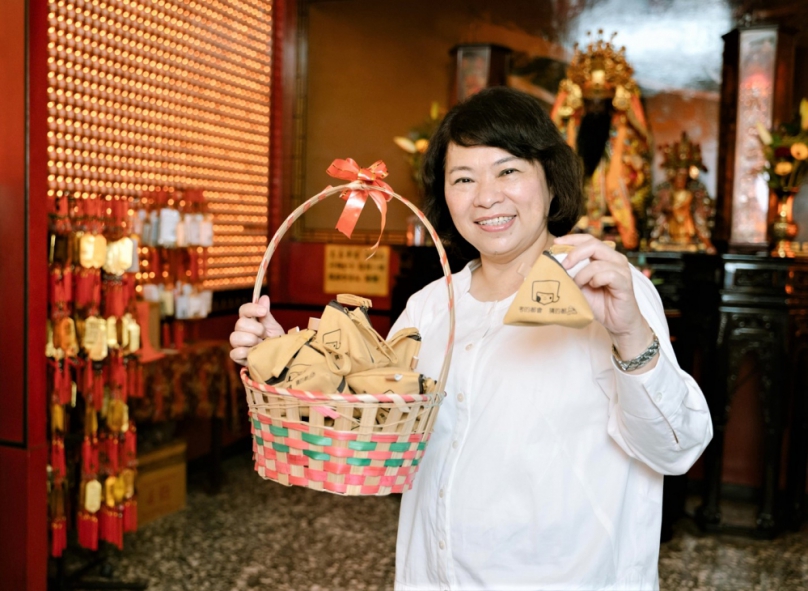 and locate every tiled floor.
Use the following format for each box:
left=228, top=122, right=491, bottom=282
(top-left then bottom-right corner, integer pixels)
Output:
left=69, top=452, right=808, bottom=590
